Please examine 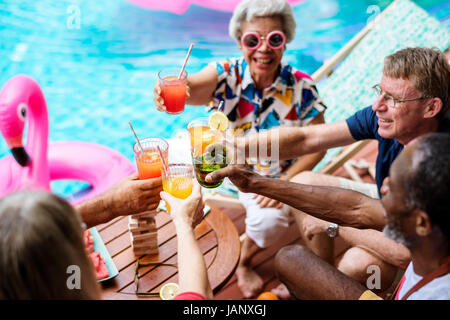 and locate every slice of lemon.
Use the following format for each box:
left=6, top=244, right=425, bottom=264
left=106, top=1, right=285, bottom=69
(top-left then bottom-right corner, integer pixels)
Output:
left=159, top=282, right=179, bottom=300
left=208, top=111, right=229, bottom=131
